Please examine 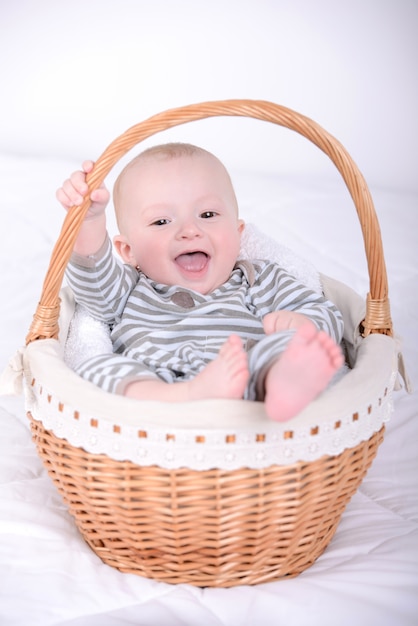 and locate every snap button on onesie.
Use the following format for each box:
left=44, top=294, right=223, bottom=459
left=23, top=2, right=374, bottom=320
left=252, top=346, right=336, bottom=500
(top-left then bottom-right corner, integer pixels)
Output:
left=171, top=291, right=195, bottom=309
